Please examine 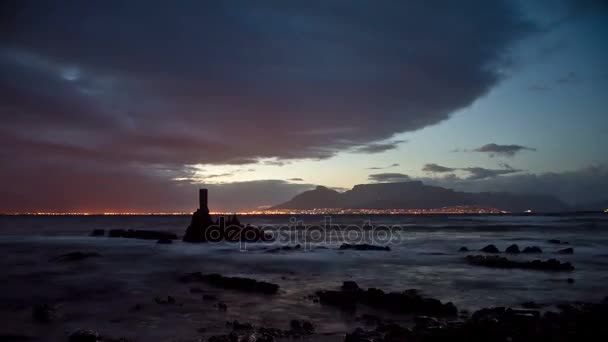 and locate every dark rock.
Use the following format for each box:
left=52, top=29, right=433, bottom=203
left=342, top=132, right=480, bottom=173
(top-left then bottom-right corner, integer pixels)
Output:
left=466, top=255, right=574, bottom=271
left=51, top=251, right=100, bottom=262
left=480, top=244, right=500, bottom=253
left=289, top=320, right=314, bottom=335
left=567, top=278, right=575, bottom=283
left=341, top=281, right=360, bottom=291
left=339, top=243, right=390, bottom=251
left=68, top=330, right=99, bottom=342
left=202, top=294, right=217, bottom=300
left=316, top=284, right=457, bottom=316
left=178, top=273, right=279, bottom=294
left=459, top=246, right=469, bottom=252
left=523, top=246, right=543, bottom=253
left=558, top=247, right=574, bottom=254
left=32, top=303, right=57, bottom=323
left=156, top=238, right=172, bottom=244
left=344, top=298, right=608, bottom=342
left=505, top=244, right=521, bottom=253
left=548, top=239, right=568, bottom=244
left=183, top=208, right=215, bottom=242
left=216, top=302, right=228, bottom=311
left=0, top=334, right=32, bottom=341
left=90, top=229, right=105, bottom=237
left=522, top=301, right=541, bottom=309
left=414, top=315, right=441, bottom=329
left=228, top=320, right=253, bottom=330
left=154, top=296, right=175, bottom=304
